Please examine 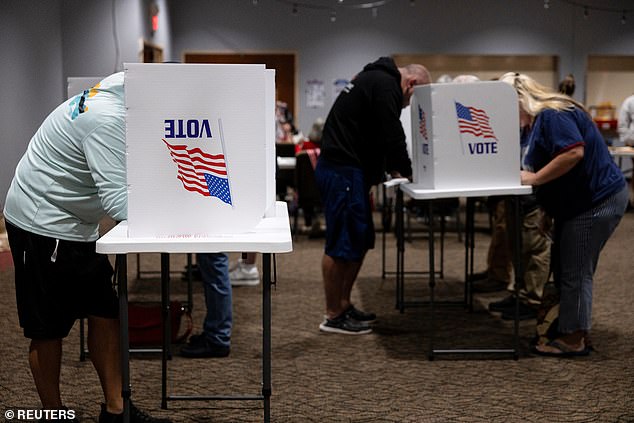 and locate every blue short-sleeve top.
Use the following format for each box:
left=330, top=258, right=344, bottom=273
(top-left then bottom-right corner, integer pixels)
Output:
left=523, top=107, right=625, bottom=219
